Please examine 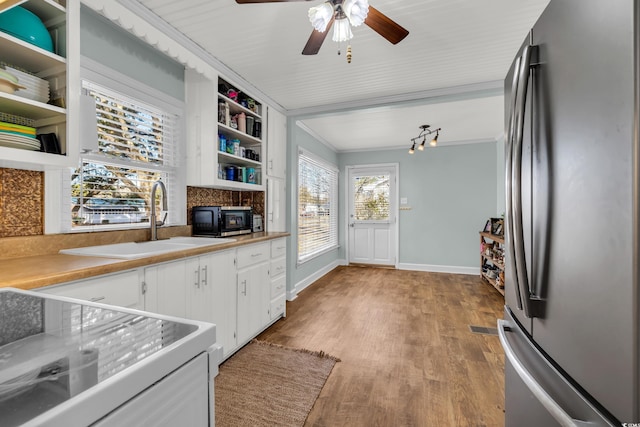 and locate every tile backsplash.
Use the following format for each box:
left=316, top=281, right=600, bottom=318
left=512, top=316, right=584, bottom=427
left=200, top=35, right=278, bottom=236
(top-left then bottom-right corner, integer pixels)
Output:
left=0, top=168, right=44, bottom=238
left=0, top=167, right=265, bottom=239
